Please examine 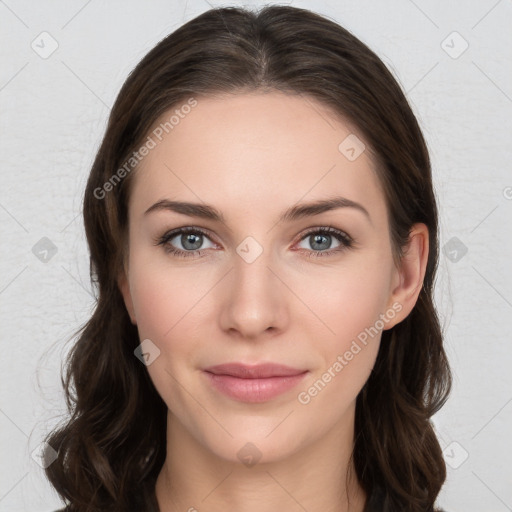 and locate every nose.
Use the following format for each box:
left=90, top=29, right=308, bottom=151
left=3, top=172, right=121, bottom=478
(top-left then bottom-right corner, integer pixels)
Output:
left=218, top=243, right=288, bottom=341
